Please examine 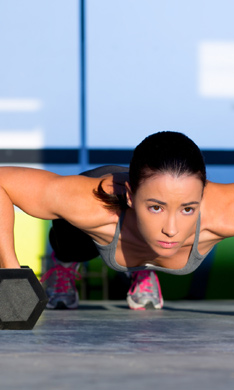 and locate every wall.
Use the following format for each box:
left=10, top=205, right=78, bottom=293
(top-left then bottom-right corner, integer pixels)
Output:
left=0, top=1, right=234, bottom=297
